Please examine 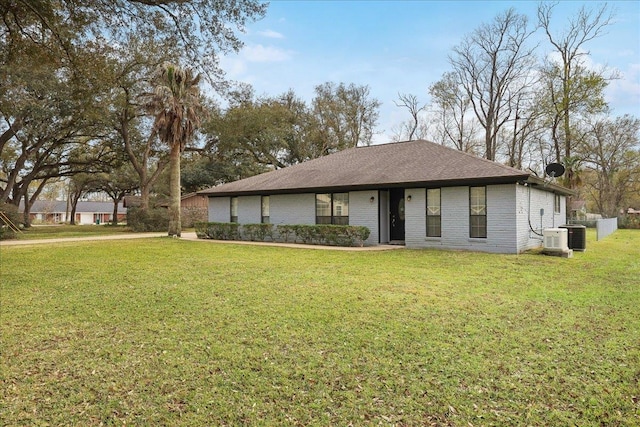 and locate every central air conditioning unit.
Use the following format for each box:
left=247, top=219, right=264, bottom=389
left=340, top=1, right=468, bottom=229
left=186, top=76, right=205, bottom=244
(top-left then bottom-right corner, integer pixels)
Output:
left=543, top=228, right=569, bottom=252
